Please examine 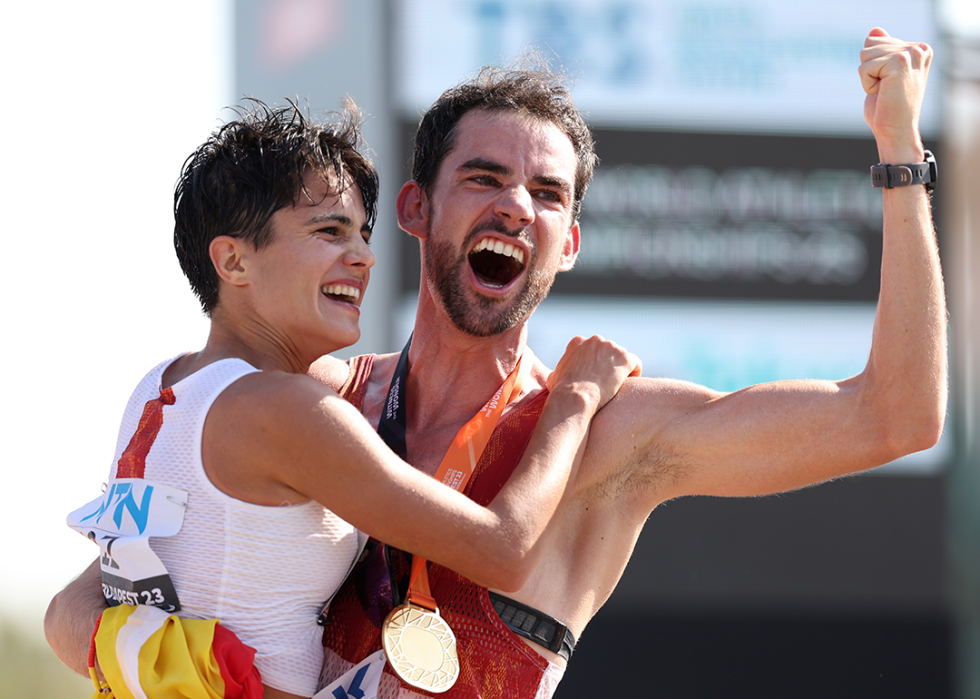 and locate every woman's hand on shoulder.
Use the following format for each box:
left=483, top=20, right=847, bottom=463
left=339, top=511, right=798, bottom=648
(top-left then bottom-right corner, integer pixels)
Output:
left=546, top=336, right=641, bottom=413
